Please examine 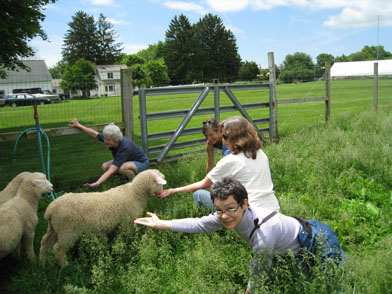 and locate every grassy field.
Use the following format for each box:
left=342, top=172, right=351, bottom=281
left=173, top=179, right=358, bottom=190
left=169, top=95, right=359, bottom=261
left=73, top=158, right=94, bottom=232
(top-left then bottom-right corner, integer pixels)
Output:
left=0, top=78, right=390, bottom=191
left=0, top=79, right=391, bottom=293
left=0, top=102, right=391, bottom=294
